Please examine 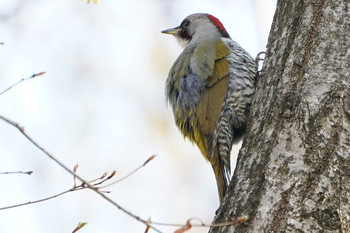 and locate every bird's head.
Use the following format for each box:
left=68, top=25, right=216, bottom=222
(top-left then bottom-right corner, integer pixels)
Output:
left=162, top=13, right=230, bottom=48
